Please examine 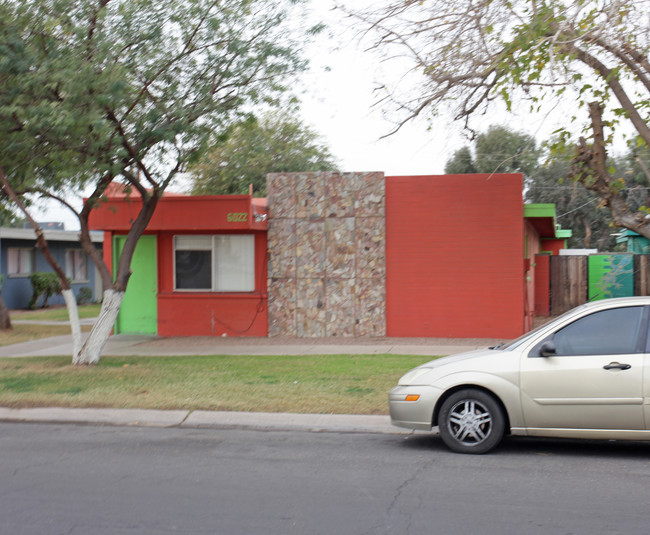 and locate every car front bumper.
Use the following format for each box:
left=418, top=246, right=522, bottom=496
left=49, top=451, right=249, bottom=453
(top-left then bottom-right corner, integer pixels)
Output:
left=389, top=385, right=441, bottom=431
